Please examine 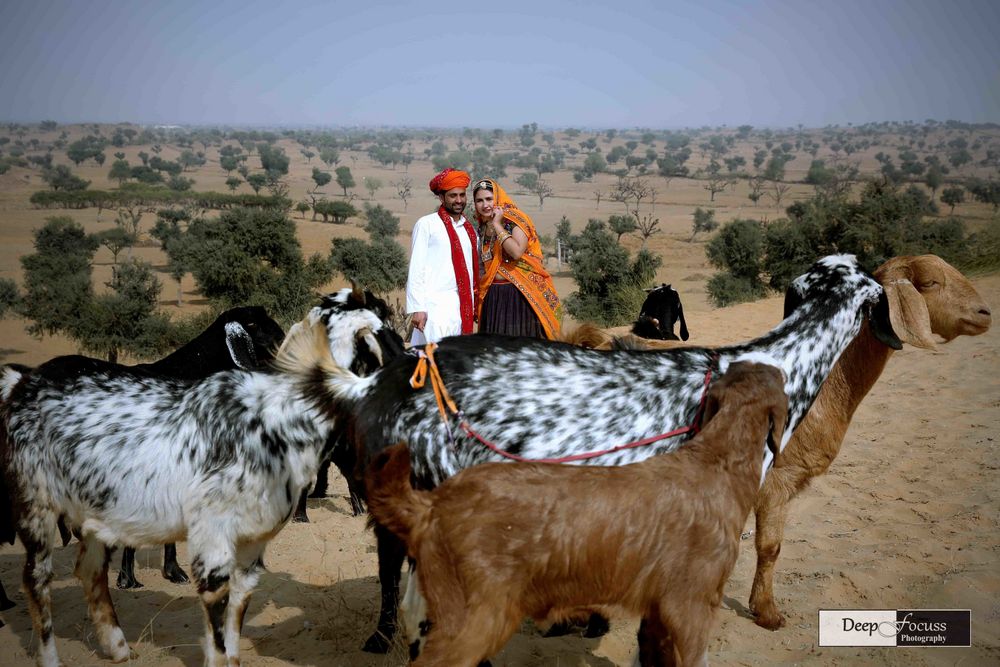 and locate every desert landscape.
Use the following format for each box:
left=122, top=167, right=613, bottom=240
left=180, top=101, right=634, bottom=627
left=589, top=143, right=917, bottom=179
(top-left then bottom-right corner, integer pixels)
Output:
left=0, top=120, right=998, bottom=666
